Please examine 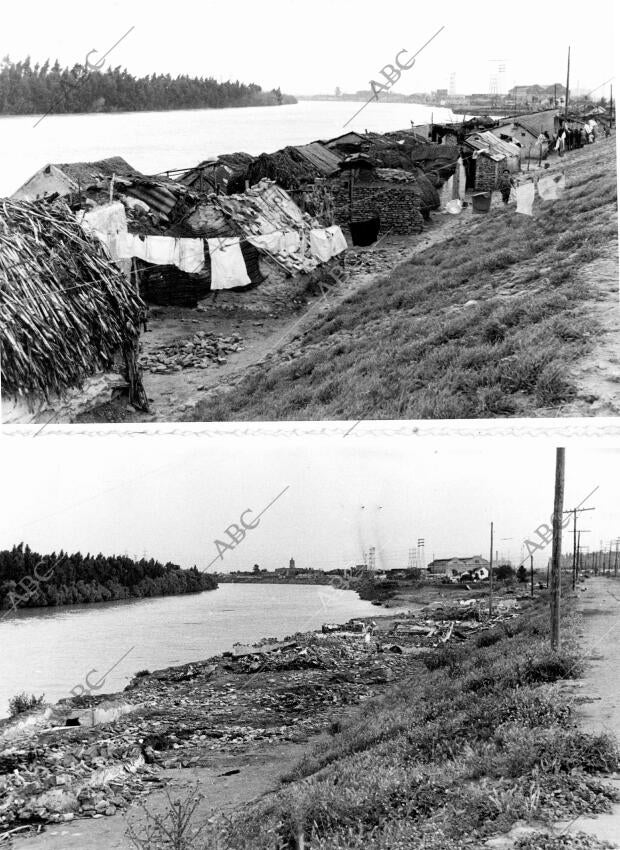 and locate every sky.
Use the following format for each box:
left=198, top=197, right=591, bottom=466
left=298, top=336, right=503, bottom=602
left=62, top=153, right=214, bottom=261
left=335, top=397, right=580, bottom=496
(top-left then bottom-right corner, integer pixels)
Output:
left=1, top=1, right=616, bottom=97
left=1, top=434, right=618, bottom=573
